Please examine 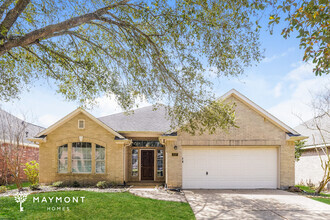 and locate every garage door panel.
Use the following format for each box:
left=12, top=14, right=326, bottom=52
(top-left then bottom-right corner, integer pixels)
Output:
left=182, top=147, right=277, bottom=189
